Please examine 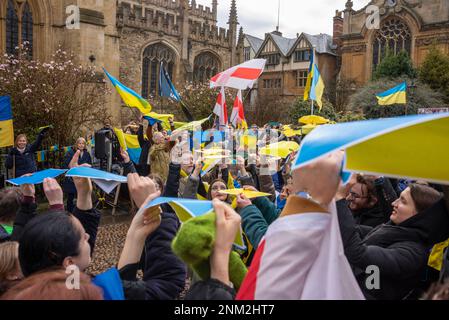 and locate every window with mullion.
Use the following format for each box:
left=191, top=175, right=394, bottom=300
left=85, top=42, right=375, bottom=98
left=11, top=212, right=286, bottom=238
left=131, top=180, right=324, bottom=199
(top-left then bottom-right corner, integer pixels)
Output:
left=21, top=1, right=33, bottom=59
left=6, top=0, right=19, bottom=56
